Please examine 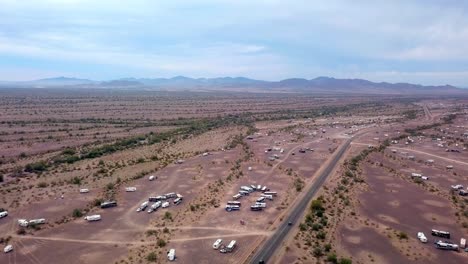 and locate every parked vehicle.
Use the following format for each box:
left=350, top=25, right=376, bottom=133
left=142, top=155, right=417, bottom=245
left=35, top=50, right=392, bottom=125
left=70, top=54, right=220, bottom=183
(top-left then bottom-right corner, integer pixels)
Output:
left=257, top=185, right=261, bottom=190
left=261, top=186, right=268, bottom=192
left=3, top=245, right=13, bottom=253
left=162, top=201, right=170, bottom=208
left=213, top=239, right=223, bottom=249
left=148, top=201, right=162, bottom=213
left=174, top=197, right=182, bottom=205
left=250, top=185, right=257, bottom=190
left=79, top=188, right=89, bottom=193
left=125, top=187, right=137, bottom=192
left=459, top=190, right=468, bottom=196
left=461, top=238, right=466, bottom=249
left=220, top=240, right=236, bottom=253
left=18, top=219, right=28, bottom=227
left=240, top=186, right=254, bottom=193
left=256, top=197, right=265, bottom=203
left=250, top=205, right=263, bottom=211
left=233, top=194, right=242, bottom=200
left=167, top=248, right=176, bottom=261
left=435, top=240, right=458, bottom=251
left=261, top=194, right=273, bottom=200
left=239, top=190, right=249, bottom=196
left=29, top=218, right=46, bottom=225
left=165, top=192, right=177, bottom=198
left=227, top=201, right=241, bottom=206
left=225, top=205, right=240, bottom=212
left=255, top=202, right=267, bottom=208
left=148, top=175, right=156, bottom=181
left=417, top=232, right=427, bottom=243
left=0, top=211, right=8, bottom=219
left=137, top=201, right=149, bottom=212
left=100, top=201, right=117, bottom=209
left=432, top=229, right=450, bottom=239
left=84, top=215, right=101, bottom=221
left=264, top=191, right=277, bottom=196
